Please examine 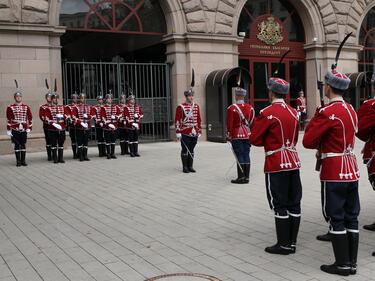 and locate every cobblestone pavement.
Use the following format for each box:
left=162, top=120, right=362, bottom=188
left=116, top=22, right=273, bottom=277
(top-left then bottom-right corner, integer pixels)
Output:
left=0, top=137, right=374, bottom=281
